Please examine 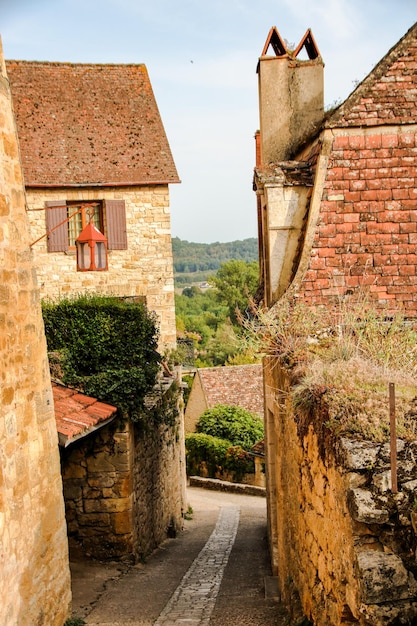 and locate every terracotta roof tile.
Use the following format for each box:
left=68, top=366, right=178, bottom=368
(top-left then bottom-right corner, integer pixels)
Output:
left=197, top=364, right=264, bottom=418
left=327, top=22, right=417, bottom=128
left=6, top=61, right=180, bottom=187
left=52, top=382, right=117, bottom=447
left=251, top=439, right=265, bottom=457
